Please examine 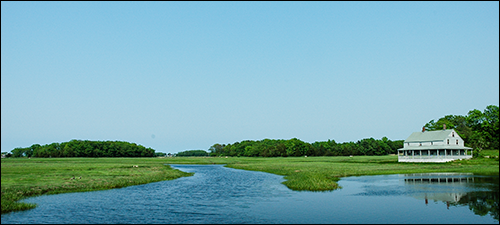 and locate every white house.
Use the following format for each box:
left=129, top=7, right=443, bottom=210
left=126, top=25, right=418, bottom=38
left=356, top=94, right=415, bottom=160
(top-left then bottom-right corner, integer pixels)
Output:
left=398, top=127, right=473, bottom=163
